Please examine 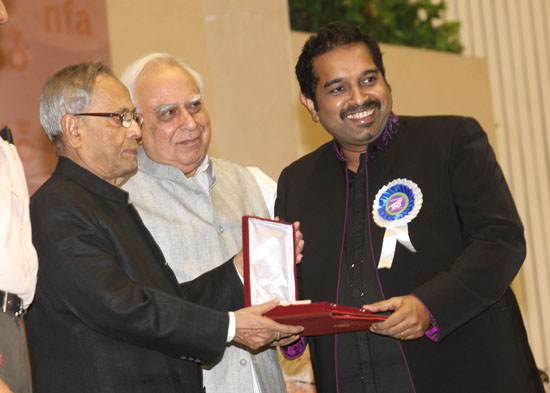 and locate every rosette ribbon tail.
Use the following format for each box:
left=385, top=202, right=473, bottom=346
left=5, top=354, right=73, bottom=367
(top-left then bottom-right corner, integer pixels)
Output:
left=378, top=225, right=416, bottom=269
